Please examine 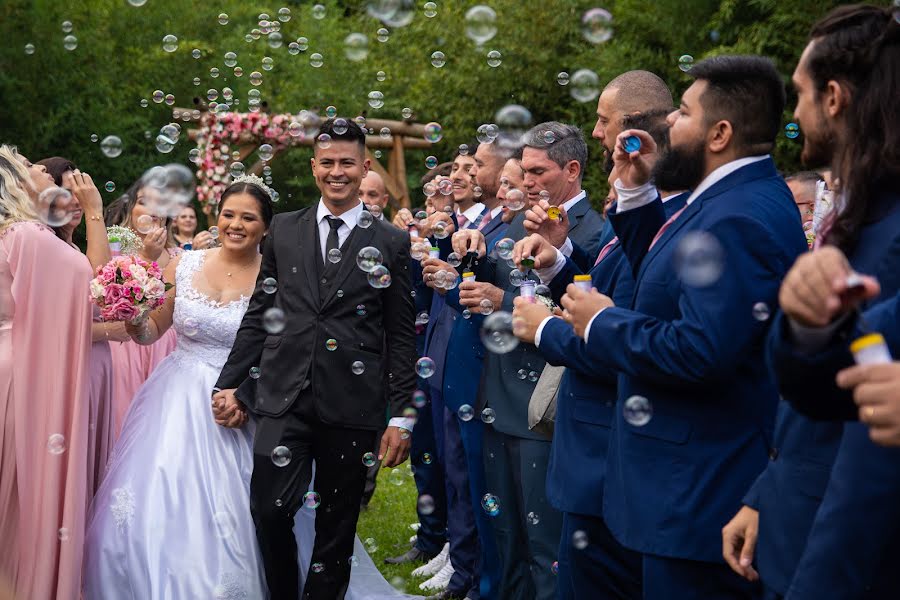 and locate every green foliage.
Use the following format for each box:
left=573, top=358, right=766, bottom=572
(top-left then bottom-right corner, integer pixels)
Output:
left=0, top=0, right=869, bottom=218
